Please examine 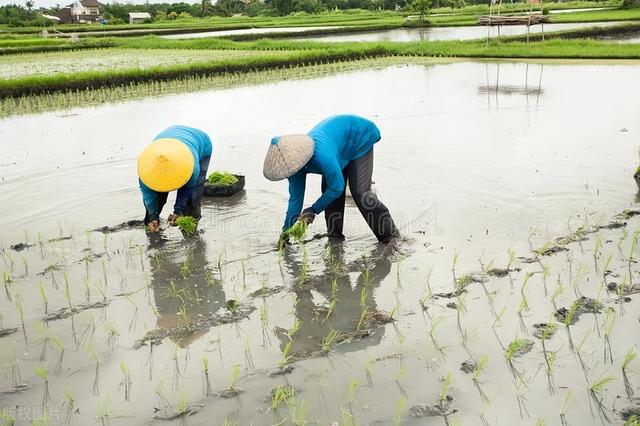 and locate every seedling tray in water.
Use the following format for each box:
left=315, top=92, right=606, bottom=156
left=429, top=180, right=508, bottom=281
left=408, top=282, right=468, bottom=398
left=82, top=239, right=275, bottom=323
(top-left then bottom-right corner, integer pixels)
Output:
left=203, top=174, right=245, bottom=197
